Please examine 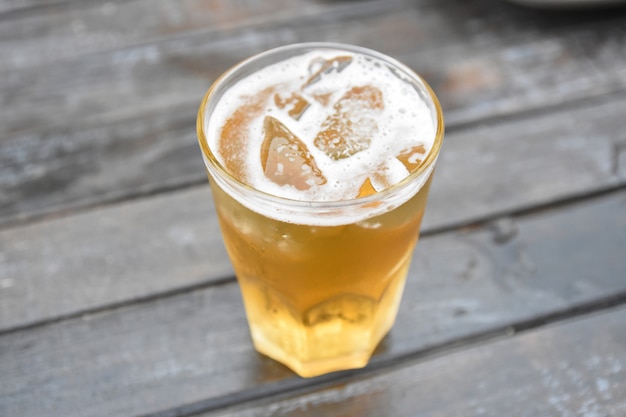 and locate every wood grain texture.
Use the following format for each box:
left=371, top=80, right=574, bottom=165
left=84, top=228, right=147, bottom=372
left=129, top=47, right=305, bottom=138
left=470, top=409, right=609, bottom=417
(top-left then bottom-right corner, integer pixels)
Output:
left=1, top=0, right=624, bottom=72
left=205, top=306, right=626, bottom=417
left=0, top=0, right=386, bottom=70
left=4, top=2, right=626, bottom=136
left=1, top=191, right=625, bottom=417
left=0, top=186, right=230, bottom=332
left=2, top=95, right=626, bottom=331
left=3, top=3, right=625, bottom=417
left=2, top=1, right=626, bottom=222
left=0, top=0, right=69, bottom=15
